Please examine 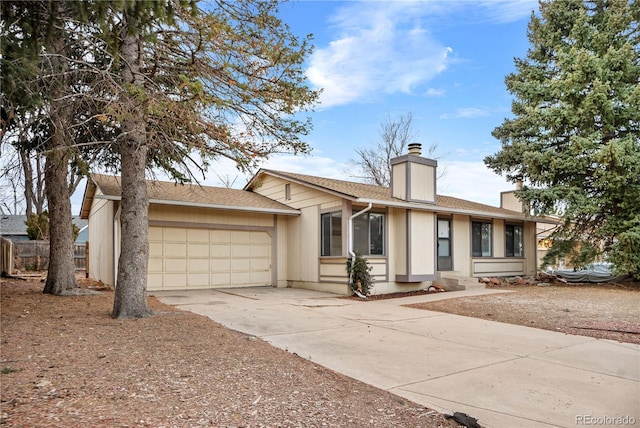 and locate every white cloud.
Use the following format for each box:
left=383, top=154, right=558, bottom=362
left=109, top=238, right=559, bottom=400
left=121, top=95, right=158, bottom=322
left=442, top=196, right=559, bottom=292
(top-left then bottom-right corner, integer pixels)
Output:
left=440, top=107, right=492, bottom=119
left=307, top=2, right=453, bottom=107
left=426, top=87, right=446, bottom=97
left=438, top=160, right=512, bottom=206
left=477, top=0, right=538, bottom=23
